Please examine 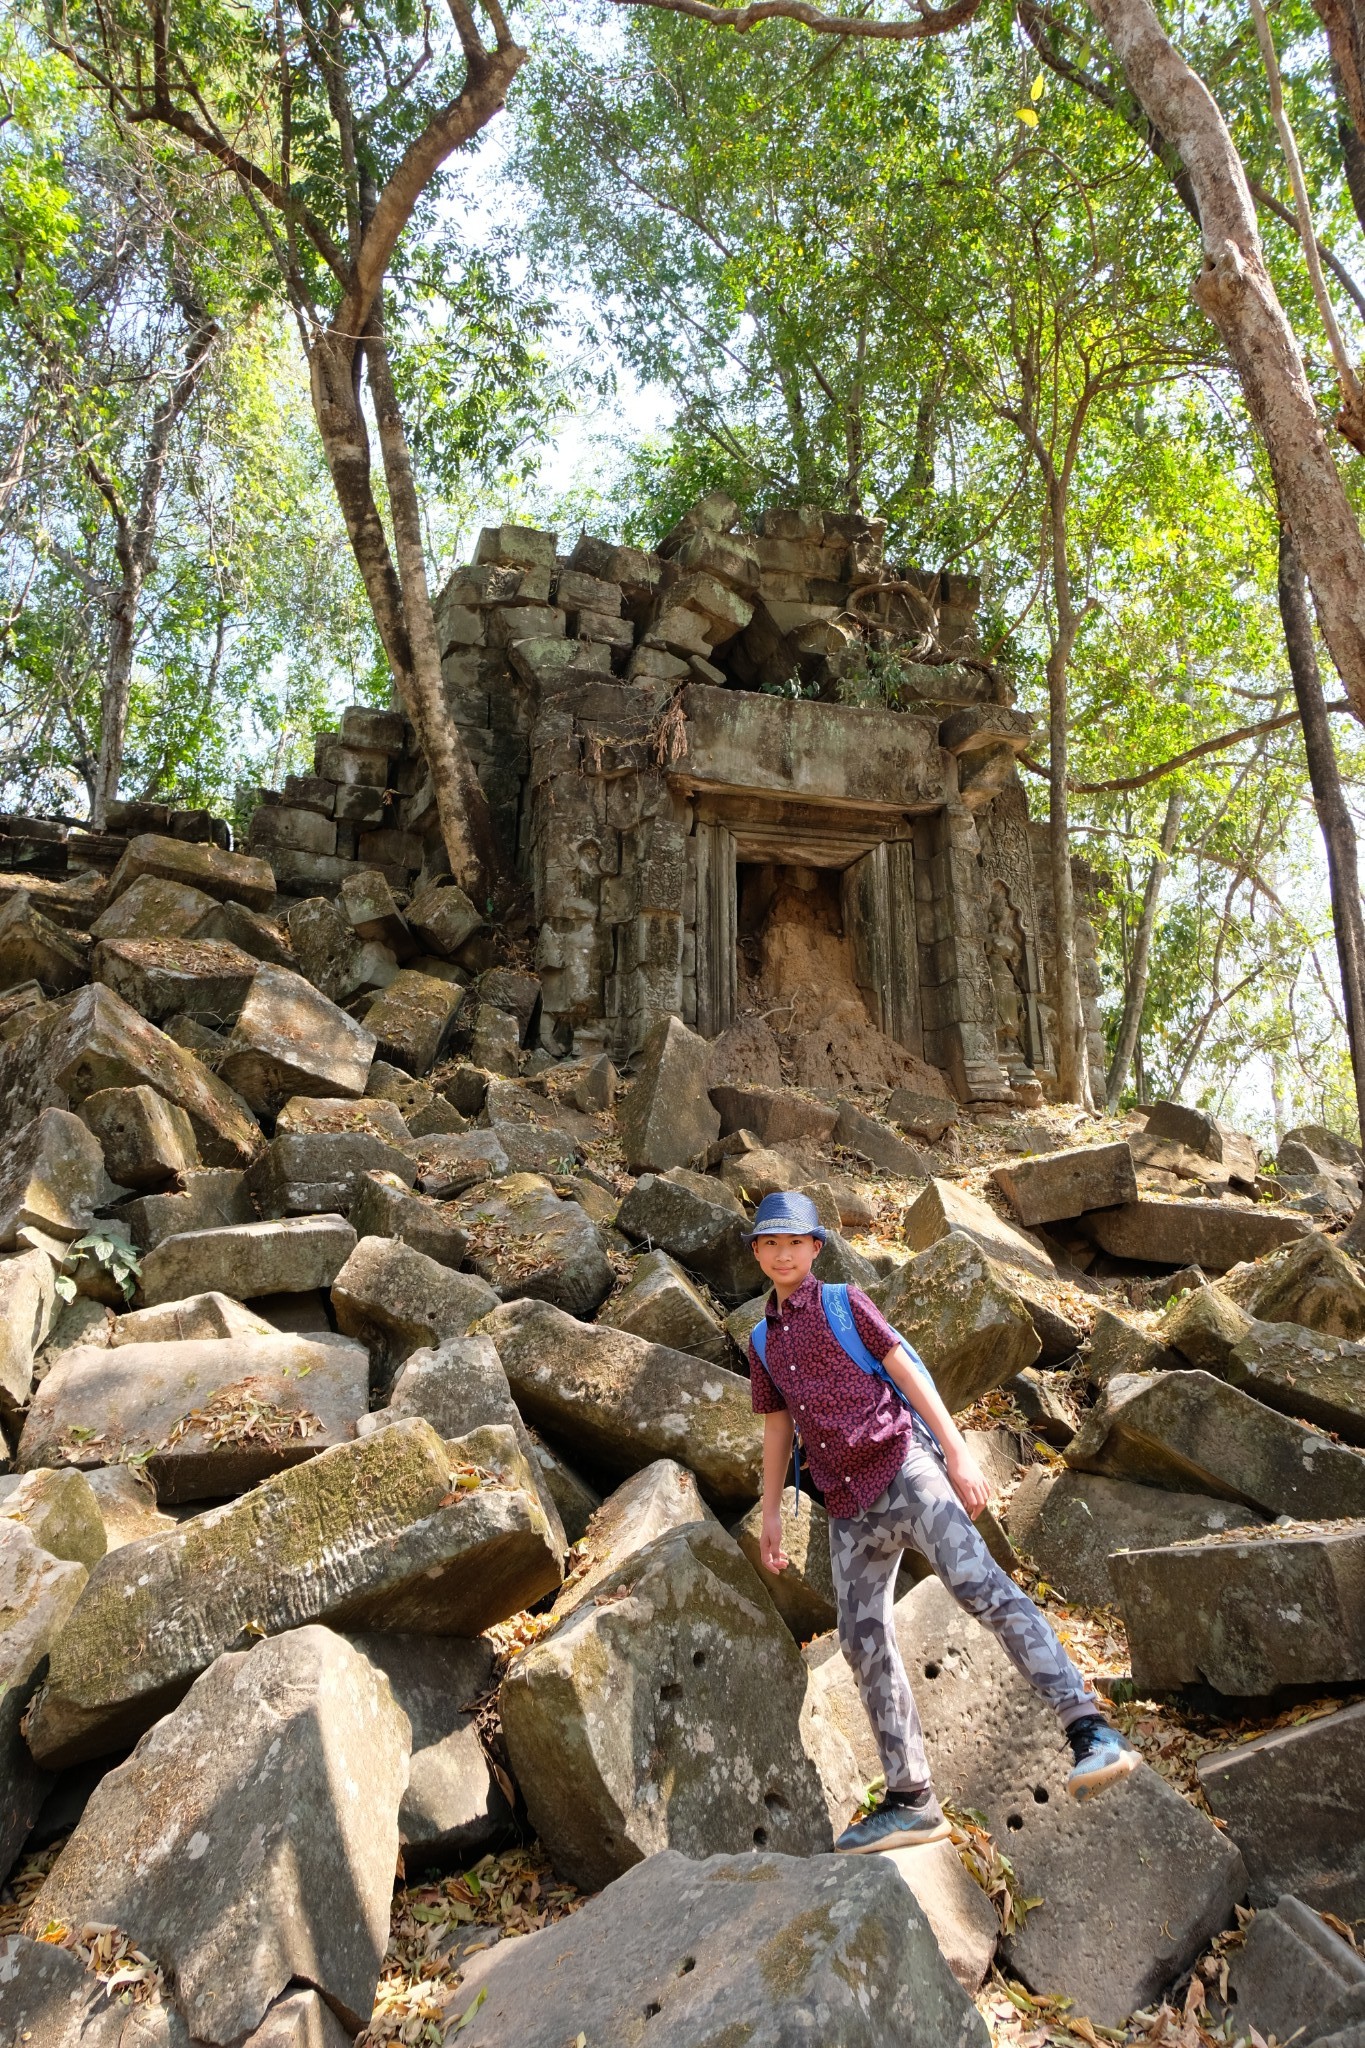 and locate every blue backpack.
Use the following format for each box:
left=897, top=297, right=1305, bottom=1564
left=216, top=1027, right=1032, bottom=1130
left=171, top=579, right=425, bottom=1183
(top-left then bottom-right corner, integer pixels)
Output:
left=750, top=1281, right=941, bottom=1500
